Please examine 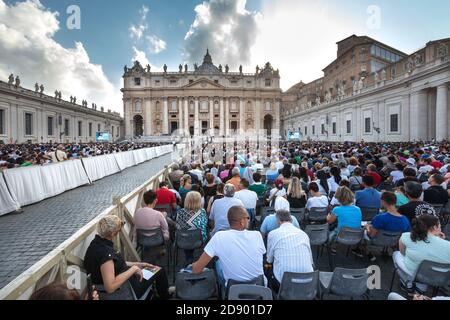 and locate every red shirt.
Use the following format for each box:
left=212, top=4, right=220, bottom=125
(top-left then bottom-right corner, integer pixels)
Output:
left=156, top=188, right=176, bottom=206
left=431, top=161, right=443, bottom=169
left=367, top=171, right=382, bottom=187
